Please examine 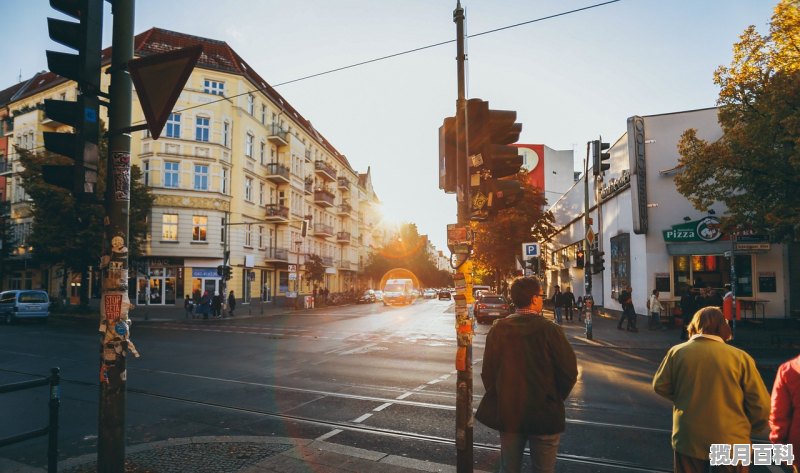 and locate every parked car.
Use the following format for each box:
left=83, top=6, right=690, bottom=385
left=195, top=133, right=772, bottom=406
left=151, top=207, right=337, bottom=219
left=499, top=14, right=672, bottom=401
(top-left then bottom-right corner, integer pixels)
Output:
left=438, top=290, right=452, bottom=301
left=423, top=289, right=437, bottom=299
left=373, top=290, right=384, bottom=302
left=357, top=290, right=377, bottom=304
left=474, top=294, right=511, bottom=324
left=0, top=290, right=50, bottom=324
